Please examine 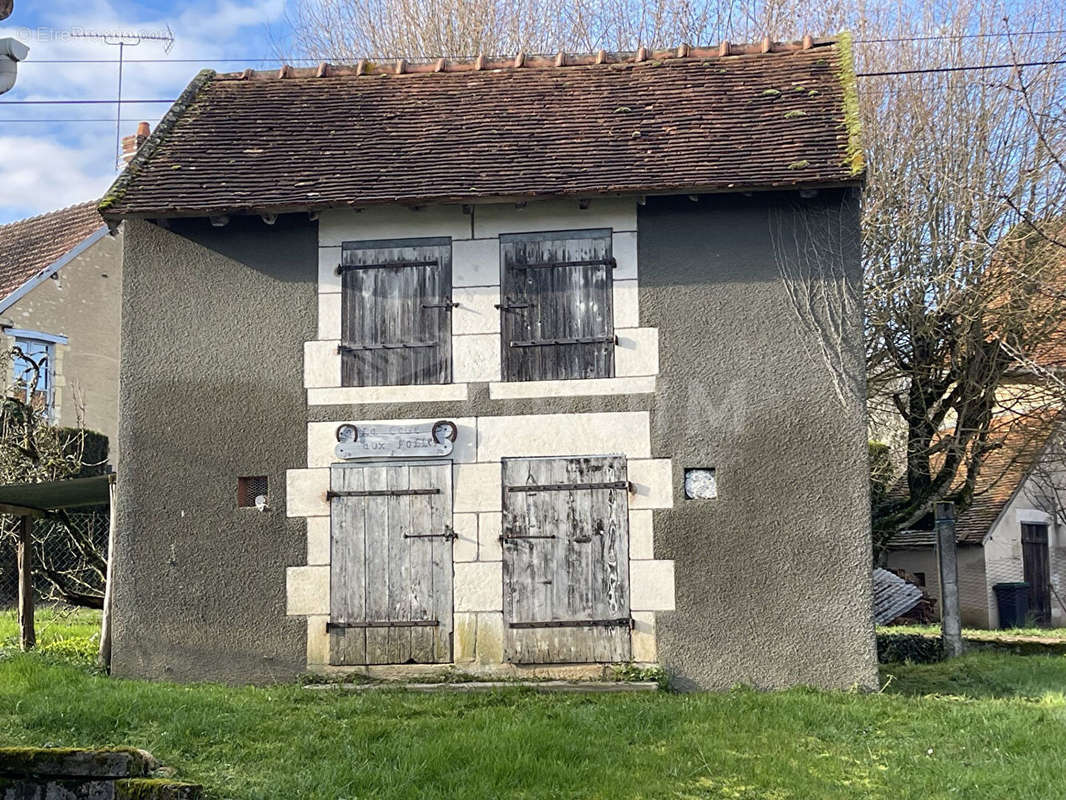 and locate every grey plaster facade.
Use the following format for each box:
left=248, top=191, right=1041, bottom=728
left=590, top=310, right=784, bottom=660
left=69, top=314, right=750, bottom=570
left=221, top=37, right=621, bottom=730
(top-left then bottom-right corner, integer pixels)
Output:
left=113, top=192, right=876, bottom=689
left=111, top=217, right=315, bottom=682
